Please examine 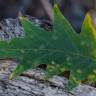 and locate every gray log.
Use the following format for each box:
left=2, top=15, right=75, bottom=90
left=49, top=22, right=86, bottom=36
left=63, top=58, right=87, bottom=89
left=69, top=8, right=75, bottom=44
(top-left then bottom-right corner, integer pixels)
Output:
left=0, top=60, right=95, bottom=96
